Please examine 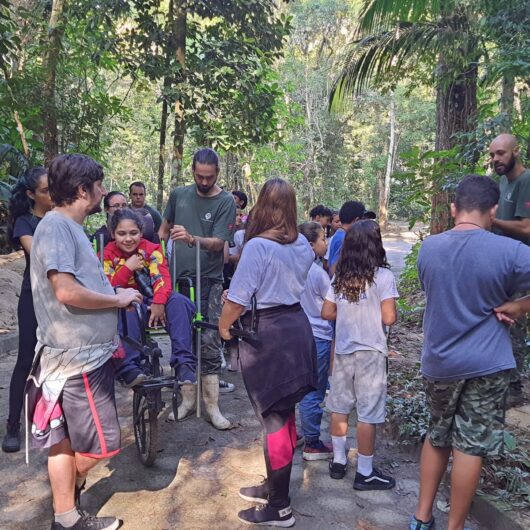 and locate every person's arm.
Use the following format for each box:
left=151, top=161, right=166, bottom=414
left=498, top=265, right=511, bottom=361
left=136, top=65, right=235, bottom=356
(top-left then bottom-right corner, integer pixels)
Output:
left=321, top=299, right=337, bottom=320
left=19, top=235, right=32, bottom=254
left=494, top=295, right=530, bottom=325
left=492, top=217, right=530, bottom=239
left=219, top=299, right=245, bottom=340
left=169, top=224, right=225, bottom=252
left=381, top=298, right=397, bottom=326
left=48, top=271, right=142, bottom=309
left=159, top=218, right=171, bottom=243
